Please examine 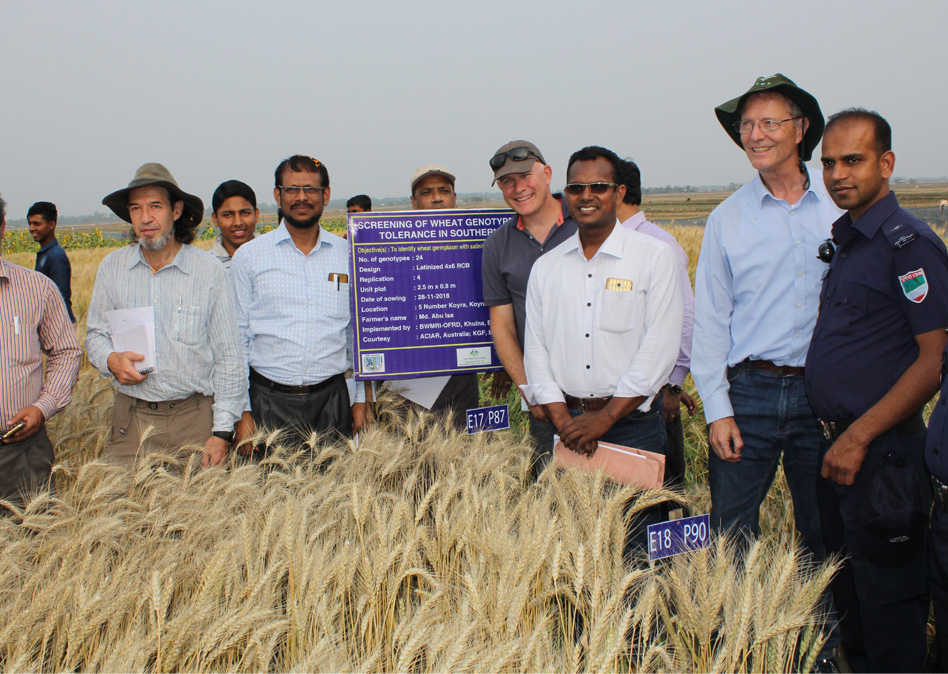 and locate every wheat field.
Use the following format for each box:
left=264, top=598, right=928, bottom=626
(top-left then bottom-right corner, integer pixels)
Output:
left=0, top=227, right=834, bottom=673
